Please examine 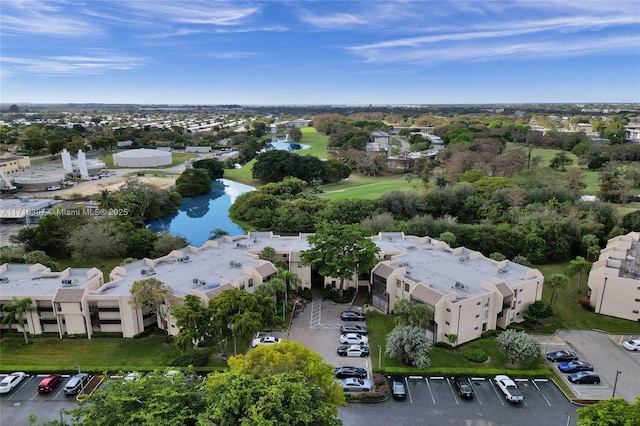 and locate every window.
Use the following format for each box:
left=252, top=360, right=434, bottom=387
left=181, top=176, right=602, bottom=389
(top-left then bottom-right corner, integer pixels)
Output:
left=483, top=297, right=489, bottom=307
left=633, top=310, right=639, bottom=314
left=635, top=298, right=640, bottom=302
left=483, top=310, right=488, bottom=320
left=446, top=308, right=451, bottom=312
left=396, top=290, right=401, bottom=299
left=474, top=326, right=479, bottom=330
left=475, top=314, right=480, bottom=318
left=518, top=301, right=522, bottom=304
left=482, top=323, right=487, bottom=331
left=239, top=283, right=245, bottom=290
left=519, top=288, right=523, bottom=293
left=248, top=278, right=254, bottom=288
left=297, top=262, right=303, bottom=268
left=404, top=283, right=410, bottom=292
left=396, top=280, right=401, bottom=288
left=445, top=321, right=450, bottom=325
left=477, top=301, right=481, bottom=306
